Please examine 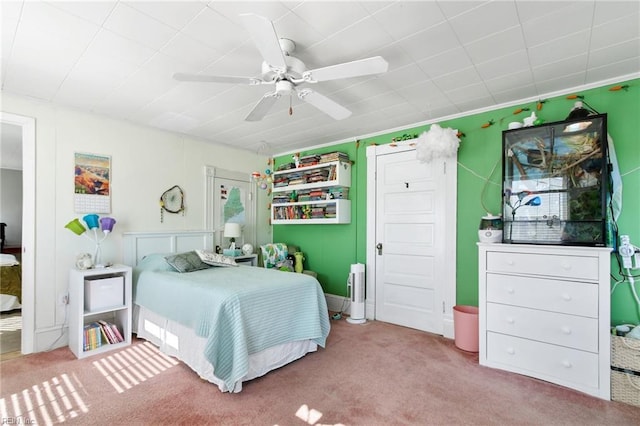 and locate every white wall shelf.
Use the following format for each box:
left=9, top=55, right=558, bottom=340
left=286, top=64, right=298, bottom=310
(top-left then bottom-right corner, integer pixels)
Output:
left=69, top=264, right=132, bottom=359
left=271, top=160, right=351, bottom=225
